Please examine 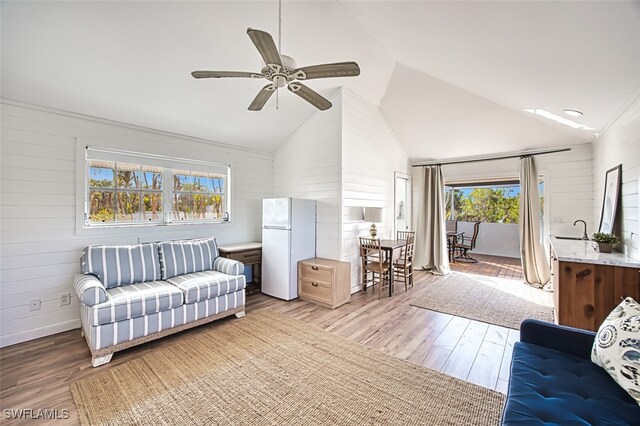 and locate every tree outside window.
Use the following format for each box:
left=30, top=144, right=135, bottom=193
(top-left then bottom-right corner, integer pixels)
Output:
left=445, top=182, right=544, bottom=224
